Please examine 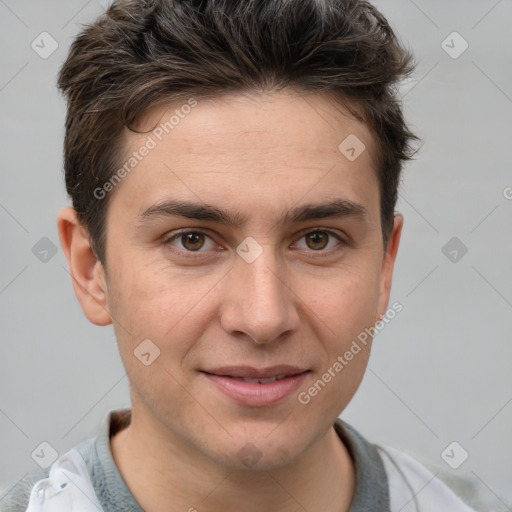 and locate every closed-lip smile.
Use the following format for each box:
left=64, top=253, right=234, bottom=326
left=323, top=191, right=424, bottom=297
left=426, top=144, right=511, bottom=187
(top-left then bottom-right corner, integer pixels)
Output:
left=200, top=365, right=310, bottom=407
